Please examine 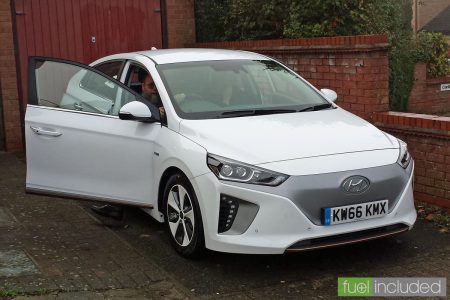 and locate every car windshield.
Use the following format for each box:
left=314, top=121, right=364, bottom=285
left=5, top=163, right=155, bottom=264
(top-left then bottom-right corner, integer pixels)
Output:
left=157, top=59, right=329, bottom=120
